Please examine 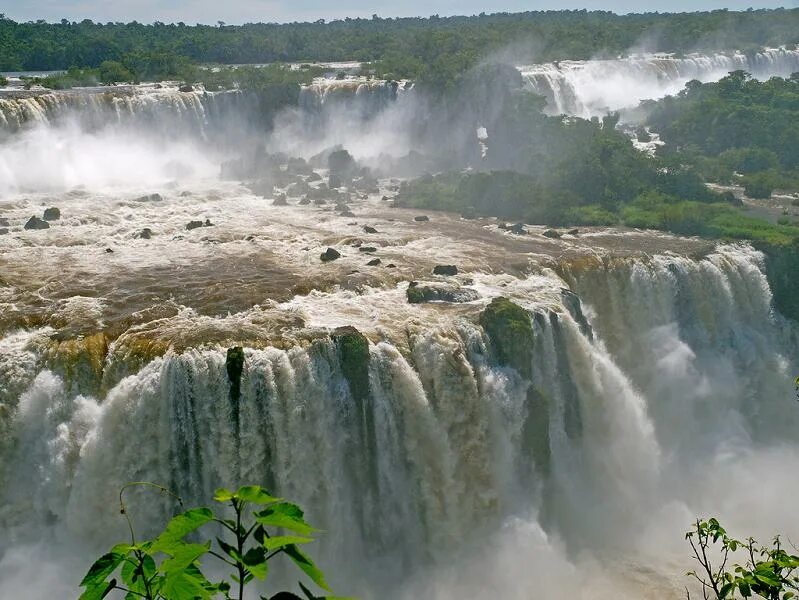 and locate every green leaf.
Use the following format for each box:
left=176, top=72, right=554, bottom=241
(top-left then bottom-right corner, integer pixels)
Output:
left=151, top=508, right=214, bottom=553
left=255, top=503, right=317, bottom=536
left=79, top=578, right=116, bottom=600
left=160, top=543, right=210, bottom=574
left=81, top=552, right=126, bottom=587
left=242, top=547, right=269, bottom=580
left=235, top=485, right=282, bottom=505
left=720, top=582, right=735, bottom=599
left=264, top=536, right=314, bottom=552
left=298, top=581, right=356, bottom=600
left=214, top=488, right=235, bottom=502
left=217, top=537, right=244, bottom=563
left=284, top=545, right=330, bottom=592
left=160, top=570, right=213, bottom=600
